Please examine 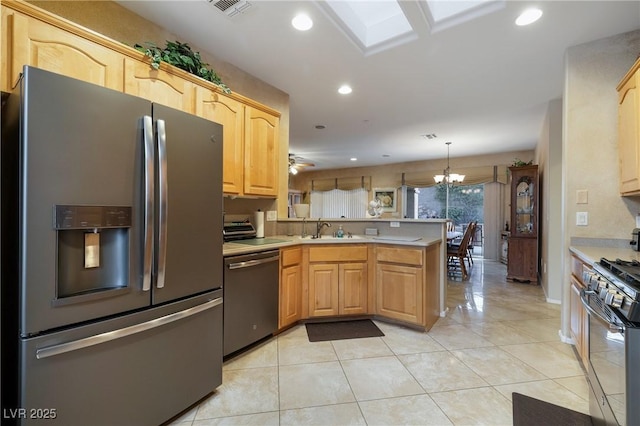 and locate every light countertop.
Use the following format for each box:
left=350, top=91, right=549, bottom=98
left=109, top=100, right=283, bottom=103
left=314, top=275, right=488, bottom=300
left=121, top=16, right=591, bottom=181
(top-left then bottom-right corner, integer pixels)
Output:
left=223, top=234, right=442, bottom=256
left=570, top=245, right=640, bottom=265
